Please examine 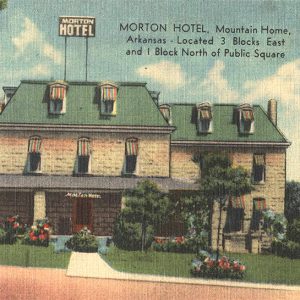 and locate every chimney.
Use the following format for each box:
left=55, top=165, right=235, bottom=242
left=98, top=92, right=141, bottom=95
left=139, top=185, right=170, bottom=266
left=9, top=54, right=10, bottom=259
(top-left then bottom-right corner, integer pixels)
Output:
left=268, top=99, right=277, bottom=126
